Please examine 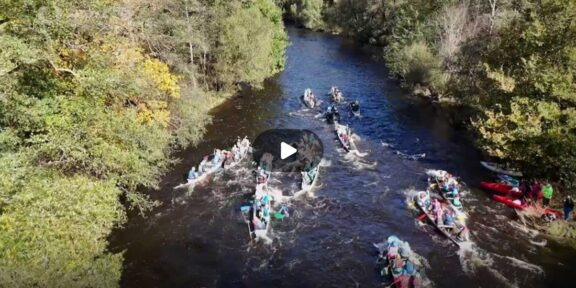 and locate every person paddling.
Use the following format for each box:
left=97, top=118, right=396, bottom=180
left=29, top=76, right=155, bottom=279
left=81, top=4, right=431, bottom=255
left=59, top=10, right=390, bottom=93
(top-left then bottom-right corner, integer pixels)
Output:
left=198, top=156, right=209, bottom=174
left=213, top=149, right=222, bottom=166
left=187, top=167, right=198, bottom=182
left=564, top=195, right=574, bottom=221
